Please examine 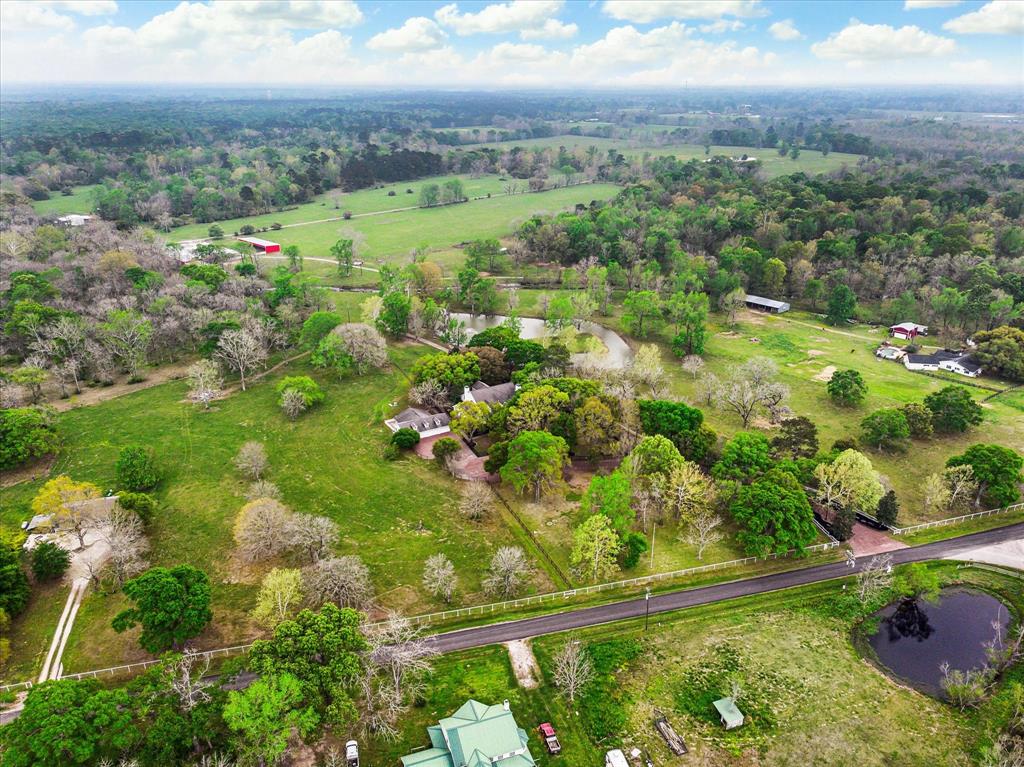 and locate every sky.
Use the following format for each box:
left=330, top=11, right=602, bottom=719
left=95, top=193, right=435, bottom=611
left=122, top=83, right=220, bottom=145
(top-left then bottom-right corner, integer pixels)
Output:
left=1, top=0, right=1022, bottom=88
